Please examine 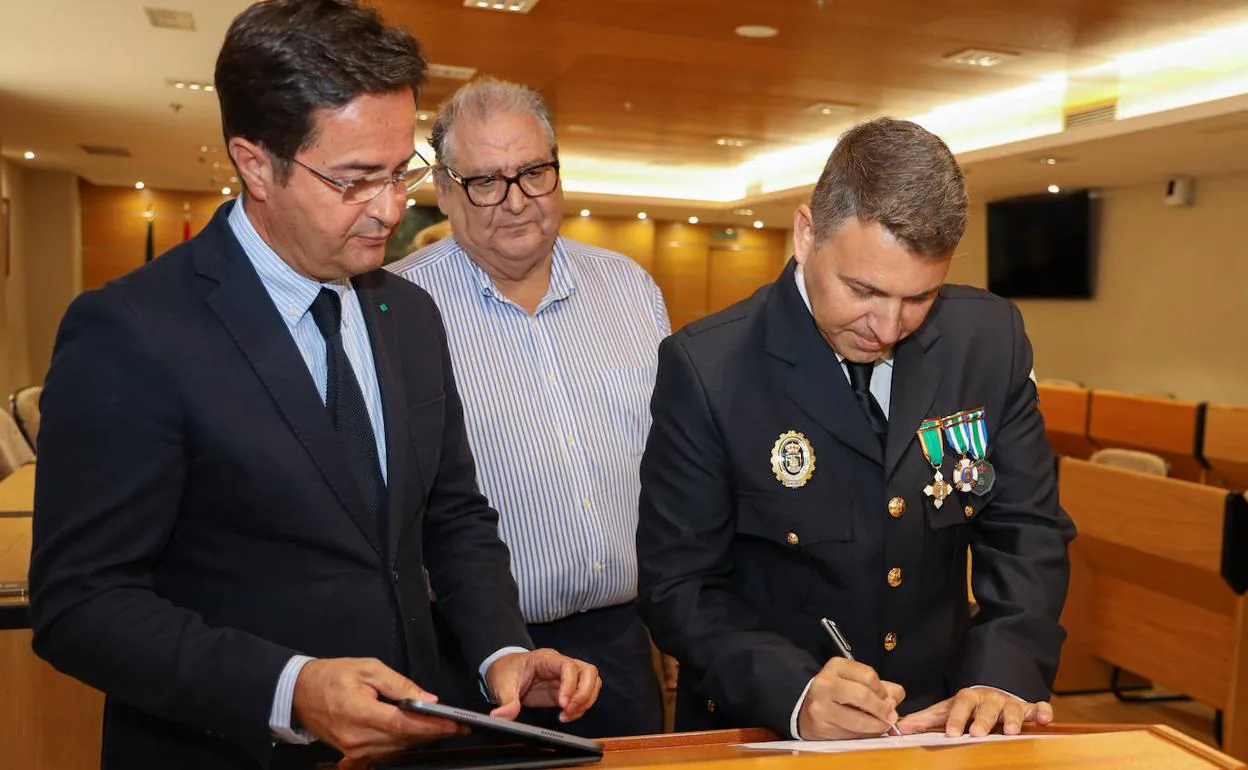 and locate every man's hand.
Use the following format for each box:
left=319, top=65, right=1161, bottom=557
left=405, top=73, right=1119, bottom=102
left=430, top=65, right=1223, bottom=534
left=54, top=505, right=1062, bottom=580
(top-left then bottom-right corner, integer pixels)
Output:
left=292, top=657, right=466, bottom=759
left=896, top=687, right=1053, bottom=737
left=797, top=657, right=905, bottom=740
left=485, top=648, right=601, bottom=723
